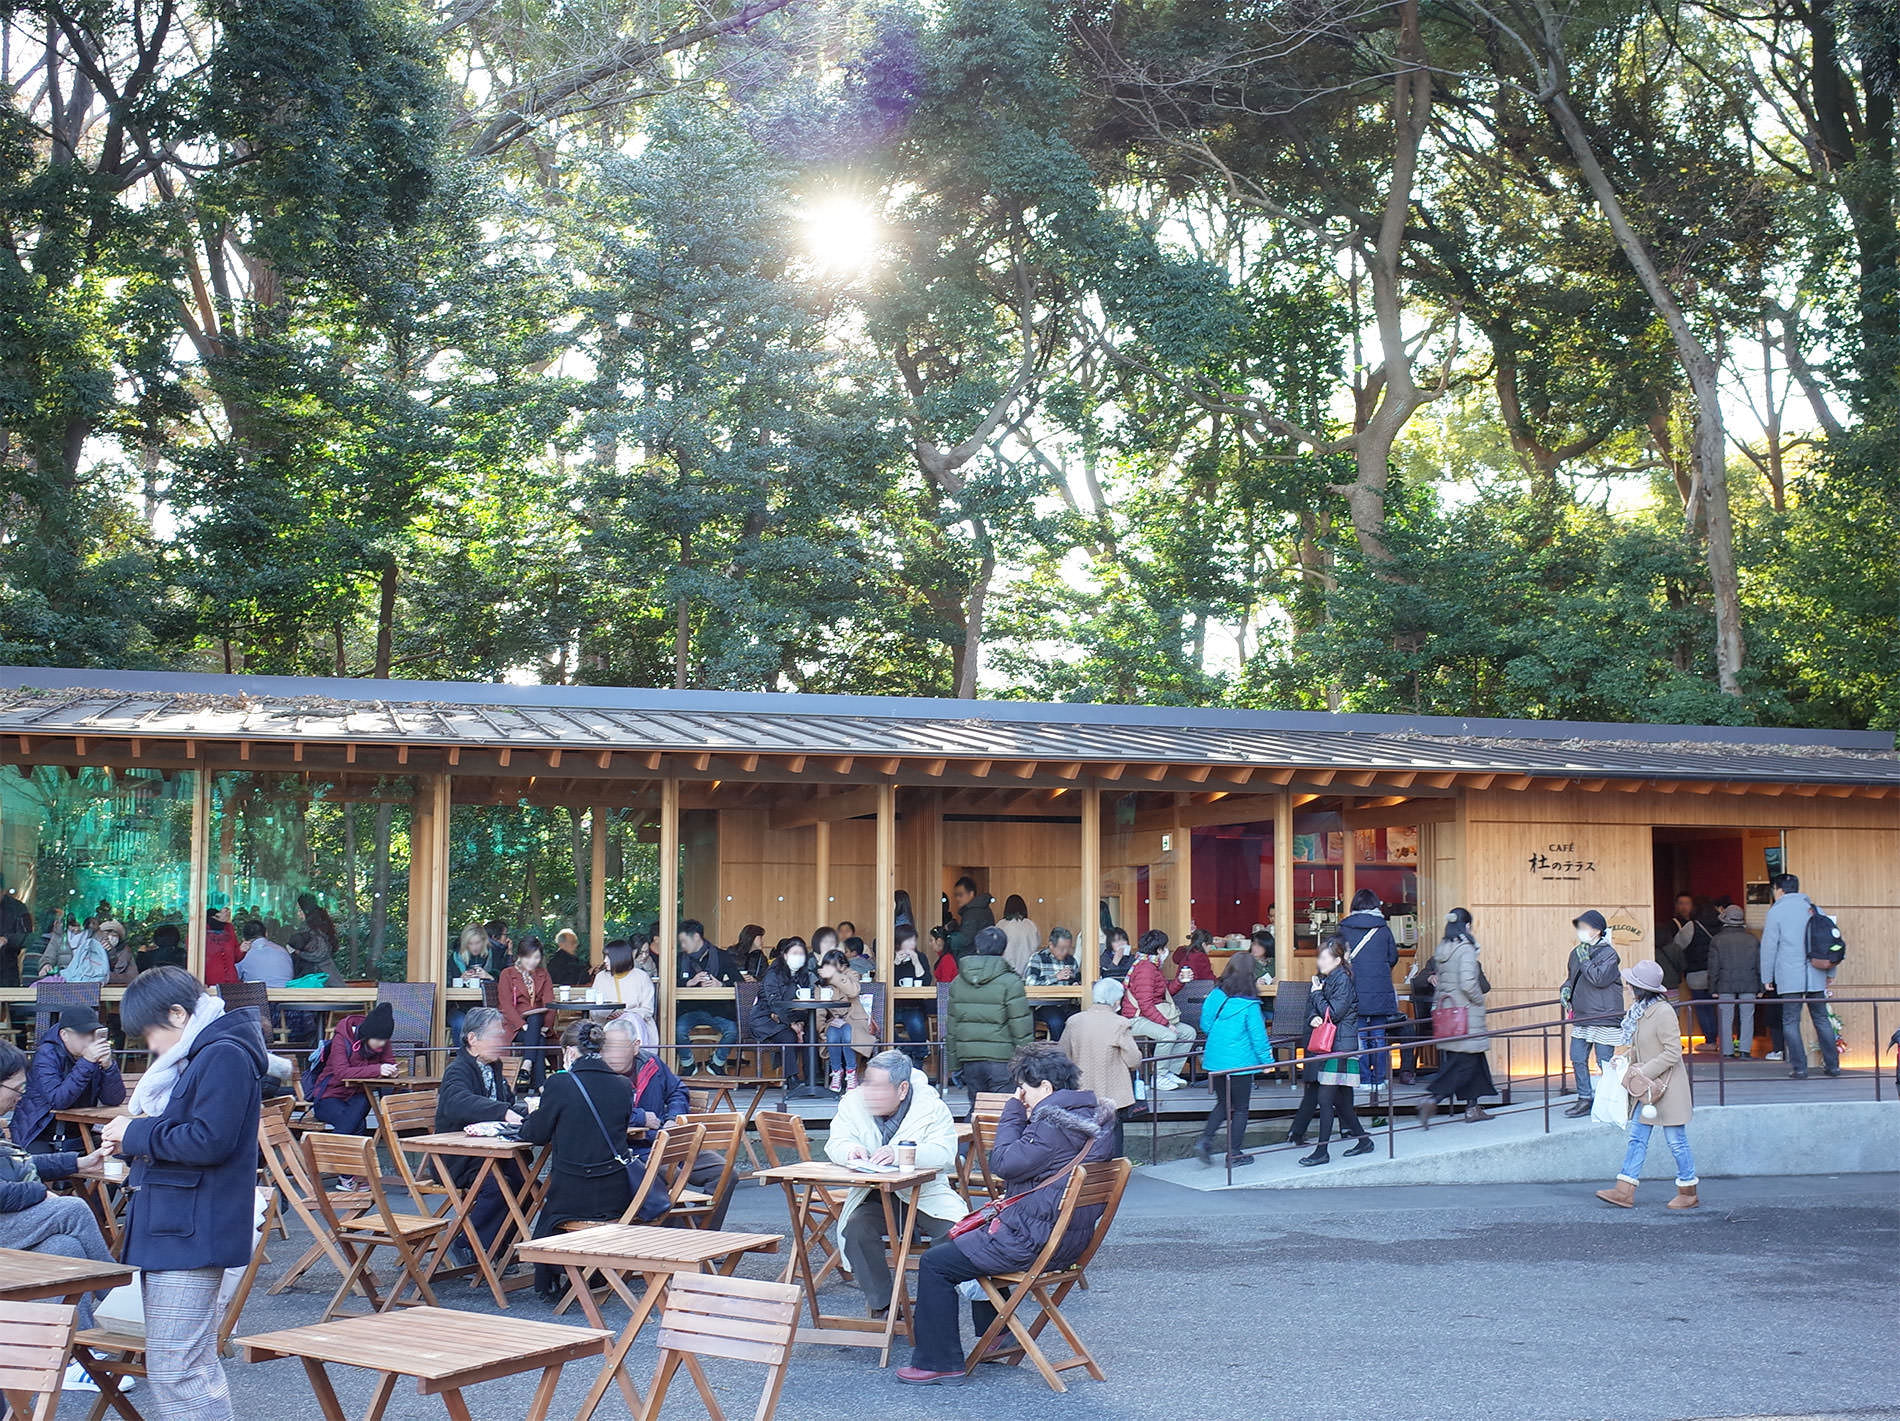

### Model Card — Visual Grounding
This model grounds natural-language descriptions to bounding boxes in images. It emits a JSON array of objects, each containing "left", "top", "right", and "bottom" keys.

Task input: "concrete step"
[{"left": 1144, "top": 1099, "right": 1899, "bottom": 1190}]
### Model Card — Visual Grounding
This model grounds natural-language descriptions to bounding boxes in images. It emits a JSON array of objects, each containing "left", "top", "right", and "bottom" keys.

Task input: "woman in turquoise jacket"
[{"left": 1193, "top": 953, "right": 1272, "bottom": 1167}]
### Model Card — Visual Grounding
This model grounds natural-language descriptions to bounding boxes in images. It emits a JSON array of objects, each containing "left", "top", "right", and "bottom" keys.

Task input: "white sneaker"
[
  {"left": 1156, "top": 1072, "right": 1186, "bottom": 1091},
  {"left": 1765, "top": 1052, "right": 1784, "bottom": 1062},
  {"left": 64, "top": 1362, "right": 99, "bottom": 1392}
]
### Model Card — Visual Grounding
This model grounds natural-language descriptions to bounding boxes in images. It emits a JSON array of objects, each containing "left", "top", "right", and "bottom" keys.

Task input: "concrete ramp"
[{"left": 1144, "top": 1100, "right": 1899, "bottom": 1191}]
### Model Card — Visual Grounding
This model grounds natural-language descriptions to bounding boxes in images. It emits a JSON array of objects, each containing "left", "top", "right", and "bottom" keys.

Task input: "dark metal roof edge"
[{"left": 0, "top": 665, "right": 1891, "bottom": 753}]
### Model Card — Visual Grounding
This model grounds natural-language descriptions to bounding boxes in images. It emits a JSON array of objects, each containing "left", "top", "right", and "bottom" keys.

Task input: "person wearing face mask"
[
  {"left": 750, "top": 939, "right": 817, "bottom": 1093},
  {"left": 1561, "top": 910, "right": 1625, "bottom": 1117}
]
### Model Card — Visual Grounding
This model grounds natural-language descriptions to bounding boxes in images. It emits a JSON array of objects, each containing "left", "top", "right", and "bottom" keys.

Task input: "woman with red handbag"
[
  {"left": 896, "top": 1046, "right": 1118, "bottom": 1387},
  {"left": 1418, "top": 908, "right": 1495, "bottom": 1127},
  {"left": 1283, "top": 937, "right": 1376, "bottom": 1166}
]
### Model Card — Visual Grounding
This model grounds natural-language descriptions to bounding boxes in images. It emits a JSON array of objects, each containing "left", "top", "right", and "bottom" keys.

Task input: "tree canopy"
[{"left": 2, "top": 0, "right": 1895, "bottom": 729}]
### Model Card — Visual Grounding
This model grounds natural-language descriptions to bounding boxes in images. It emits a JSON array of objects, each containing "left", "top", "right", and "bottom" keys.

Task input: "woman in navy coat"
[{"left": 101, "top": 967, "right": 267, "bottom": 1421}]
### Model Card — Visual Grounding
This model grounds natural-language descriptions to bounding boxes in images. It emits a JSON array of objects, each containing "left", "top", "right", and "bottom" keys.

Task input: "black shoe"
[
  {"left": 1343, "top": 1136, "right": 1375, "bottom": 1157},
  {"left": 705, "top": 1062, "right": 728, "bottom": 1077},
  {"left": 1284, "top": 1132, "right": 1307, "bottom": 1147},
  {"left": 1823, "top": 1066, "right": 1842, "bottom": 1078},
  {"left": 1298, "top": 1148, "right": 1330, "bottom": 1167},
  {"left": 1226, "top": 1152, "right": 1256, "bottom": 1167},
  {"left": 1192, "top": 1137, "right": 1215, "bottom": 1166},
  {"left": 1789, "top": 1070, "right": 1809, "bottom": 1079},
  {"left": 1563, "top": 1100, "right": 1593, "bottom": 1118},
  {"left": 449, "top": 1238, "right": 475, "bottom": 1269}
]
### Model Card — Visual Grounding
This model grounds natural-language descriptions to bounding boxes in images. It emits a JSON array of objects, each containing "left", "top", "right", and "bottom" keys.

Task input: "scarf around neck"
[
  {"left": 874, "top": 1085, "right": 916, "bottom": 1146},
  {"left": 1618, "top": 996, "right": 1653, "bottom": 1046},
  {"left": 128, "top": 994, "right": 226, "bottom": 1115}
]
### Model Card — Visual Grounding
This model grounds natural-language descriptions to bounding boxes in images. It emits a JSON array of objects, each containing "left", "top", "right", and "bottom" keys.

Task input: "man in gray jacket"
[{"left": 1758, "top": 873, "right": 1840, "bottom": 1078}]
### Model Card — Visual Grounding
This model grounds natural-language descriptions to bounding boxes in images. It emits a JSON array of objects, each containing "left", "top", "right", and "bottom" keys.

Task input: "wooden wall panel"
[
  {"left": 1466, "top": 820, "right": 1651, "bottom": 910},
  {"left": 941, "top": 820, "right": 1082, "bottom": 941},
  {"left": 1785, "top": 829, "right": 1900, "bottom": 908},
  {"left": 1469, "top": 787, "right": 1898, "bottom": 830}
]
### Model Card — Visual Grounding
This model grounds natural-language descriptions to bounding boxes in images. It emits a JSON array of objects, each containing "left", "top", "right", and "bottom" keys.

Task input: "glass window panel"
[
  {"left": 0, "top": 765, "right": 196, "bottom": 959},
  {"left": 206, "top": 772, "right": 414, "bottom": 981}
]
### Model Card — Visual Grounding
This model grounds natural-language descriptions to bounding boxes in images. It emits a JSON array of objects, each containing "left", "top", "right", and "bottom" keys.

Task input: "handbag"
[
  {"left": 572, "top": 1072, "right": 643, "bottom": 1196},
  {"left": 1432, "top": 1001, "right": 1469, "bottom": 1038},
  {"left": 948, "top": 1134, "right": 1094, "bottom": 1240},
  {"left": 1308, "top": 1009, "right": 1337, "bottom": 1054}
]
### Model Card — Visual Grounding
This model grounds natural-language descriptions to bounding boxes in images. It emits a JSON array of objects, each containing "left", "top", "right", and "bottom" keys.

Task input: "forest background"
[{"left": 4, "top": 0, "right": 1897, "bottom": 735}]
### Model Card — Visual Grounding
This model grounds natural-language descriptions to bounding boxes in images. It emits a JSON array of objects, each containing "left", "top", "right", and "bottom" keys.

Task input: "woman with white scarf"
[{"left": 100, "top": 967, "right": 268, "bottom": 1421}]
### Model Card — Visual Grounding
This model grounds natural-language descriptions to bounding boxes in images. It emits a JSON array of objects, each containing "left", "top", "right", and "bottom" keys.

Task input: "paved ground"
[{"left": 62, "top": 1170, "right": 1899, "bottom": 1420}]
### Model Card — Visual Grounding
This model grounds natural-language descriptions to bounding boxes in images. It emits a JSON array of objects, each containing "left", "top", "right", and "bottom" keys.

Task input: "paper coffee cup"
[
  {"left": 895, "top": 1140, "right": 917, "bottom": 1170},
  {"left": 103, "top": 1158, "right": 127, "bottom": 1182}
]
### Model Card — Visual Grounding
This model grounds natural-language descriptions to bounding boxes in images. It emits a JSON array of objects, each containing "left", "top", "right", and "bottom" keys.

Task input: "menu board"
[{"left": 1385, "top": 826, "right": 1419, "bottom": 863}]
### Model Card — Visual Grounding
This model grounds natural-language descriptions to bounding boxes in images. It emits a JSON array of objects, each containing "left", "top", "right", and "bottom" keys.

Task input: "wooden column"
[
  {"left": 589, "top": 806, "right": 607, "bottom": 960},
  {"left": 875, "top": 784, "right": 896, "bottom": 1038},
  {"left": 1167, "top": 799, "right": 1194, "bottom": 945},
  {"left": 1079, "top": 786, "right": 1101, "bottom": 995},
  {"left": 406, "top": 775, "right": 452, "bottom": 1048},
  {"left": 1341, "top": 821, "right": 1358, "bottom": 913},
  {"left": 186, "top": 771, "right": 210, "bottom": 981},
  {"left": 1274, "top": 790, "right": 1295, "bottom": 981},
  {"left": 813, "top": 820, "right": 831, "bottom": 928},
  {"left": 659, "top": 778, "right": 681, "bottom": 1051}
]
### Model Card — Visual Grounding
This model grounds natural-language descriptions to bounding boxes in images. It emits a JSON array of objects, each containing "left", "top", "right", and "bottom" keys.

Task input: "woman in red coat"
[
  {"left": 203, "top": 908, "right": 242, "bottom": 986},
  {"left": 310, "top": 1001, "right": 396, "bottom": 1135},
  {"left": 500, "top": 938, "right": 556, "bottom": 1090},
  {"left": 1168, "top": 929, "right": 1216, "bottom": 996}
]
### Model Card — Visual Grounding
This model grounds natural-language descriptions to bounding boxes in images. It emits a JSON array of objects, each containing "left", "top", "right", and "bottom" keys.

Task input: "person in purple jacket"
[{"left": 897, "top": 1045, "right": 1118, "bottom": 1387}]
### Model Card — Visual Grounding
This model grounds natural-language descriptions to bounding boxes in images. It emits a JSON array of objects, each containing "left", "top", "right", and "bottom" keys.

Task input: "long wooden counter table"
[{"left": 0, "top": 984, "right": 486, "bottom": 1005}]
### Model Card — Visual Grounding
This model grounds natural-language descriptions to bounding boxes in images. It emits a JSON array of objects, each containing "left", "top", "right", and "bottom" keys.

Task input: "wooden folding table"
[
  {"left": 239, "top": 1306, "right": 608, "bottom": 1421},
  {"left": 406, "top": 1132, "right": 548, "bottom": 1307},
  {"left": 514, "top": 1222, "right": 782, "bottom": 1421},
  {"left": 0, "top": 1248, "right": 141, "bottom": 1420},
  {"left": 753, "top": 1160, "right": 937, "bottom": 1366}
]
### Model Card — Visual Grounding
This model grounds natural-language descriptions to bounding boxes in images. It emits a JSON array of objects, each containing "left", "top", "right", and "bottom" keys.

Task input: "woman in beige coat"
[
  {"left": 1058, "top": 979, "right": 1141, "bottom": 1155},
  {"left": 817, "top": 950, "right": 877, "bottom": 1091},
  {"left": 1418, "top": 908, "right": 1495, "bottom": 1127},
  {"left": 1596, "top": 959, "right": 1699, "bottom": 1210}
]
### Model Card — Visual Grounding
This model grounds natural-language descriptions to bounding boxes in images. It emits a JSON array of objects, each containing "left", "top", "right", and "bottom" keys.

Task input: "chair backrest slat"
[
  {"left": 0, "top": 1299, "right": 77, "bottom": 1401},
  {"left": 752, "top": 1111, "right": 811, "bottom": 1167}
]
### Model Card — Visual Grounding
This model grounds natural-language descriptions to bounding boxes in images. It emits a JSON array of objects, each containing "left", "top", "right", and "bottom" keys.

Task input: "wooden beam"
[
  {"left": 1181, "top": 763, "right": 1211, "bottom": 783},
  {"left": 875, "top": 783, "right": 897, "bottom": 1039},
  {"left": 1384, "top": 771, "right": 1417, "bottom": 788},
  {"left": 1464, "top": 773, "right": 1496, "bottom": 790},
  {"left": 445, "top": 746, "right": 458, "bottom": 766},
  {"left": 1302, "top": 768, "right": 1338, "bottom": 786},
  {"left": 1498, "top": 775, "right": 1533, "bottom": 791},
  {"left": 768, "top": 783, "right": 885, "bottom": 830},
  {"left": 186, "top": 770, "right": 209, "bottom": 981},
  {"left": 643, "top": 751, "right": 663, "bottom": 770},
  {"left": 1078, "top": 787, "right": 1101, "bottom": 998},
  {"left": 1211, "top": 766, "right": 1254, "bottom": 785},
  {"left": 922, "top": 758, "right": 947, "bottom": 777},
  {"left": 968, "top": 760, "right": 992, "bottom": 778},
  {"left": 785, "top": 755, "right": 806, "bottom": 773},
  {"left": 1009, "top": 761, "right": 1038, "bottom": 779},
  {"left": 1053, "top": 762, "right": 1081, "bottom": 780},
  {"left": 544, "top": 748, "right": 560, "bottom": 769},
  {"left": 1274, "top": 792, "right": 1294, "bottom": 982},
  {"left": 1575, "top": 778, "right": 1607, "bottom": 792},
  {"left": 691, "top": 752, "right": 710, "bottom": 772},
  {"left": 1136, "top": 764, "right": 1167, "bottom": 782},
  {"left": 1340, "top": 770, "right": 1378, "bottom": 788},
  {"left": 1420, "top": 773, "right": 1459, "bottom": 789},
  {"left": 815, "top": 820, "right": 831, "bottom": 923},
  {"left": 738, "top": 753, "right": 758, "bottom": 772},
  {"left": 596, "top": 750, "right": 613, "bottom": 770},
  {"left": 875, "top": 757, "right": 900, "bottom": 776},
  {"left": 131, "top": 738, "right": 142, "bottom": 759},
  {"left": 496, "top": 748, "right": 510, "bottom": 767},
  {"left": 659, "top": 778, "right": 681, "bottom": 1050},
  {"left": 1098, "top": 763, "right": 1126, "bottom": 782},
  {"left": 831, "top": 756, "right": 854, "bottom": 774},
  {"left": 397, "top": 745, "right": 409, "bottom": 765}
]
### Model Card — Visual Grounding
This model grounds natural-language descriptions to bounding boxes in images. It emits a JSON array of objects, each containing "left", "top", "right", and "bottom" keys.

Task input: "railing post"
[
  {"left": 1875, "top": 1001, "right": 1882, "bottom": 1105},
  {"left": 1716, "top": 996, "right": 1726, "bottom": 1106},
  {"left": 1541, "top": 1017, "right": 1550, "bottom": 1134}
]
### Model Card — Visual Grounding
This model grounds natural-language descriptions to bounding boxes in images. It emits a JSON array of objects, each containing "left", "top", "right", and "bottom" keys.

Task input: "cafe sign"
[{"left": 1527, "top": 841, "right": 1597, "bottom": 882}]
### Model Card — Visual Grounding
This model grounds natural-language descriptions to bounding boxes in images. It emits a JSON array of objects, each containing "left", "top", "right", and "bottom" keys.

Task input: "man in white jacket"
[
  {"left": 824, "top": 1050, "right": 967, "bottom": 1315},
  {"left": 1758, "top": 873, "right": 1841, "bottom": 1078}
]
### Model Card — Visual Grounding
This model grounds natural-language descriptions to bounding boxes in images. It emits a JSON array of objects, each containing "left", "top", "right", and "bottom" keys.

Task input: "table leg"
[
  {"left": 878, "top": 1182, "right": 925, "bottom": 1367},
  {"left": 422, "top": 1153, "right": 511, "bottom": 1308},
  {"left": 778, "top": 1181, "right": 823, "bottom": 1330},
  {"left": 360, "top": 1370, "right": 400, "bottom": 1421},
  {"left": 438, "top": 1389, "right": 475, "bottom": 1421},
  {"left": 573, "top": 1268, "right": 669, "bottom": 1421},
  {"left": 522, "top": 1361, "right": 568, "bottom": 1421},
  {"left": 298, "top": 1358, "right": 351, "bottom": 1421}
]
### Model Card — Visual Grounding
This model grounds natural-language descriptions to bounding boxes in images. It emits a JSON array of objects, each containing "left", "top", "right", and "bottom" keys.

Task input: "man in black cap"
[
  {"left": 11, "top": 1003, "right": 125, "bottom": 1151},
  {"left": 1560, "top": 910, "right": 1624, "bottom": 1117}
]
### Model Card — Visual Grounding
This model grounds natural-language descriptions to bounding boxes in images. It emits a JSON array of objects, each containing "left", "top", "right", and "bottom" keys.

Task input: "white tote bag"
[{"left": 1590, "top": 1056, "right": 1631, "bottom": 1128}]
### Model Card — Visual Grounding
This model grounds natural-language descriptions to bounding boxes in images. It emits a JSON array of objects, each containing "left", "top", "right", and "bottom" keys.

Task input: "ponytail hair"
[{"left": 1441, "top": 907, "right": 1474, "bottom": 943}]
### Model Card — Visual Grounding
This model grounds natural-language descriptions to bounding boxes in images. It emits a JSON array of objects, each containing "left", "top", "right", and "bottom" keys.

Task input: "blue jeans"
[
  {"left": 676, "top": 1008, "right": 738, "bottom": 1068},
  {"left": 1571, "top": 1035, "right": 1615, "bottom": 1100},
  {"left": 825, "top": 1022, "right": 854, "bottom": 1074},
  {"left": 896, "top": 1006, "right": 931, "bottom": 1065},
  {"left": 1781, "top": 994, "right": 1840, "bottom": 1074},
  {"left": 1620, "top": 1121, "right": 1696, "bottom": 1184},
  {"left": 1359, "top": 1015, "right": 1394, "bottom": 1087},
  {"left": 1033, "top": 1003, "right": 1077, "bottom": 1042}
]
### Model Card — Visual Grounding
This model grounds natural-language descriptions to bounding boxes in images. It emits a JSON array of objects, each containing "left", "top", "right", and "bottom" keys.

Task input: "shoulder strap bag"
[
  {"left": 948, "top": 1132, "right": 1095, "bottom": 1240},
  {"left": 1347, "top": 927, "right": 1379, "bottom": 965},
  {"left": 571, "top": 1072, "right": 642, "bottom": 1194}
]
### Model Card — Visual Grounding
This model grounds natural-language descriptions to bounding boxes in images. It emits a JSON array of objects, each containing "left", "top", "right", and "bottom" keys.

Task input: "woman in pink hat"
[{"left": 1596, "top": 958, "right": 1699, "bottom": 1210}]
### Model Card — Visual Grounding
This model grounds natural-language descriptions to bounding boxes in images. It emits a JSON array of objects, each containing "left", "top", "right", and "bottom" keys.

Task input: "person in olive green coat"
[{"left": 945, "top": 926, "right": 1032, "bottom": 1100}]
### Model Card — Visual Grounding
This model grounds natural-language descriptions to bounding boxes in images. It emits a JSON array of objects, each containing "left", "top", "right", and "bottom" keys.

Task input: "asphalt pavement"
[{"left": 61, "top": 1170, "right": 1900, "bottom": 1420}]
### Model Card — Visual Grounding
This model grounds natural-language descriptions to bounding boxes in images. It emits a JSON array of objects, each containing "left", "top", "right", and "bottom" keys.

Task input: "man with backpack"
[{"left": 1758, "top": 873, "right": 1843, "bottom": 1079}]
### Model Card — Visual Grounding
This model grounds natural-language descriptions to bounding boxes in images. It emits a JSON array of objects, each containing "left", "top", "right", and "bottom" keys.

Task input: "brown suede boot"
[
  {"left": 1417, "top": 1098, "right": 1437, "bottom": 1131},
  {"left": 1666, "top": 1183, "right": 1700, "bottom": 1210},
  {"left": 1595, "top": 1178, "right": 1637, "bottom": 1208},
  {"left": 1464, "top": 1104, "right": 1493, "bottom": 1122}
]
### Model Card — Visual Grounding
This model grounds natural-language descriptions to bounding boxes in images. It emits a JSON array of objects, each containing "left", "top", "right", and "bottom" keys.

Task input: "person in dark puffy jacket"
[
  {"left": 749, "top": 939, "right": 816, "bottom": 1091},
  {"left": 945, "top": 926, "right": 1031, "bottom": 1099},
  {"left": 1562, "top": 910, "right": 1624, "bottom": 1116},
  {"left": 1286, "top": 936, "right": 1375, "bottom": 1166},
  {"left": 1337, "top": 890, "right": 1400, "bottom": 1099},
  {"left": 938, "top": 878, "right": 995, "bottom": 961},
  {"left": 897, "top": 1046, "right": 1118, "bottom": 1386},
  {"left": 10, "top": 1004, "right": 125, "bottom": 1152}
]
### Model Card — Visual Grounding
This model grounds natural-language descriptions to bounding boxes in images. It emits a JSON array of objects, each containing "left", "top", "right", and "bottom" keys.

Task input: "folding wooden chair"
[
  {"left": 960, "top": 1093, "right": 1014, "bottom": 1200},
  {"left": 375, "top": 981, "right": 437, "bottom": 1071},
  {"left": 302, "top": 1132, "right": 454, "bottom": 1320},
  {"left": 371, "top": 1088, "right": 451, "bottom": 1214},
  {"left": 76, "top": 1185, "right": 277, "bottom": 1416},
  {"left": 258, "top": 1109, "right": 369, "bottom": 1294},
  {"left": 965, "top": 1157, "right": 1133, "bottom": 1392},
  {"left": 0, "top": 1301, "right": 78, "bottom": 1421},
  {"left": 670, "top": 1112, "right": 743, "bottom": 1229},
  {"left": 636, "top": 1271, "right": 799, "bottom": 1421},
  {"left": 752, "top": 1112, "right": 846, "bottom": 1286},
  {"left": 553, "top": 1124, "right": 705, "bottom": 1314}
]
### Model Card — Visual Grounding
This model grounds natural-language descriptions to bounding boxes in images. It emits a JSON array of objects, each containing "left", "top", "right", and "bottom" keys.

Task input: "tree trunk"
[
  {"left": 1540, "top": 75, "right": 1746, "bottom": 696},
  {"left": 374, "top": 560, "right": 397, "bottom": 680},
  {"left": 368, "top": 802, "right": 393, "bottom": 963},
  {"left": 953, "top": 549, "right": 996, "bottom": 700}
]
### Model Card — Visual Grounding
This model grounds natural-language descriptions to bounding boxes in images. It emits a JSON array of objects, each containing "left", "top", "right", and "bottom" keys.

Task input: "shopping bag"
[{"left": 1590, "top": 1056, "right": 1630, "bottom": 1128}]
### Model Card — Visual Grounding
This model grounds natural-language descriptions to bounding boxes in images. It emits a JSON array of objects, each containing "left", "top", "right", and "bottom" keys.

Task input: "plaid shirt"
[{"left": 1024, "top": 948, "right": 1082, "bottom": 988}]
